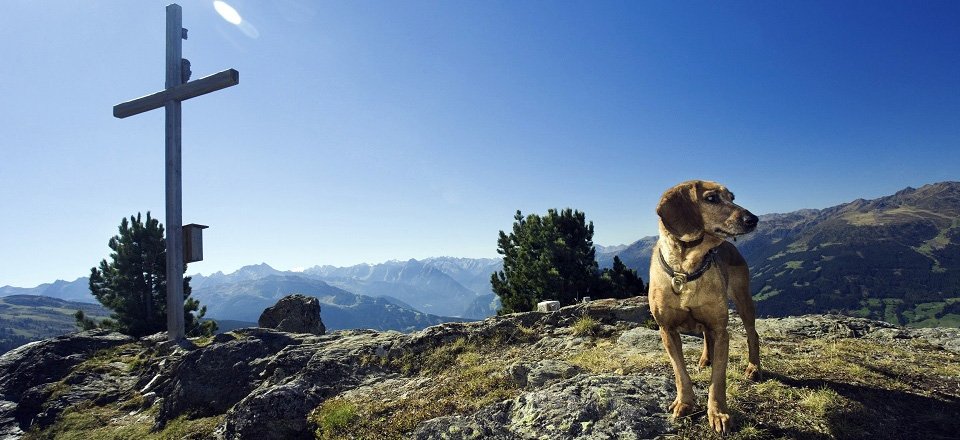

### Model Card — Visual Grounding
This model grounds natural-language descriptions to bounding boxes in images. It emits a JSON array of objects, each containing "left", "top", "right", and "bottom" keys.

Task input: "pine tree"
[
  {"left": 491, "top": 209, "right": 601, "bottom": 314},
  {"left": 85, "top": 212, "right": 216, "bottom": 337},
  {"left": 73, "top": 310, "right": 98, "bottom": 331},
  {"left": 599, "top": 255, "right": 646, "bottom": 299}
]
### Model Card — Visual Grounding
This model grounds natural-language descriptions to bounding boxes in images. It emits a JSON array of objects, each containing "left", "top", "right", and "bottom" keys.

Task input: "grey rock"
[
  {"left": 756, "top": 314, "right": 897, "bottom": 339},
  {"left": 412, "top": 373, "right": 674, "bottom": 439},
  {"left": 0, "top": 330, "right": 133, "bottom": 435},
  {"left": 755, "top": 315, "right": 960, "bottom": 353},
  {"left": 508, "top": 359, "right": 580, "bottom": 389},
  {"left": 157, "top": 328, "right": 302, "bottom": 425},
  {"left": 215, "top": 329, "right": 405, "bottom": 439},
  {"left": 907, "top": 327, "right": 960, "bottom": 353},
  {"left": 539, "top": 297, "right": 651, "bottom": 328},
  {"left": 867, "top": 327, "right": 960, "bottom": 353},
  {"left": 617, "top": 327, "right": 701, "bottom": 351},
  {"left": 258, "top": 294, "right": 326, "bottom": 335},
  {"left": 0, "top": 330, "right": 133, "bottom": 402},
  {"left": 216, "top": 378, "right": 324, "bottom": 440},
  {"left": 0, "top": 400, "right": 20, "bottom": 440}
]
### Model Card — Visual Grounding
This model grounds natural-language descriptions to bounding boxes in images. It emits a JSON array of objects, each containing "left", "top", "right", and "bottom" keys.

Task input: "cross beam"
[
  {"left": 114, "top": 69, "right": 238, "bottom": 119},
  {"left": 113, "top": 4, "right": 238, "bottom": 341}
]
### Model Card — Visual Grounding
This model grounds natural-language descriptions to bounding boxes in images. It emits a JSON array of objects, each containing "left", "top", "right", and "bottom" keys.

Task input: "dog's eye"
[{"left": 705, "top": 194, "right": 720, "bottom": 203}]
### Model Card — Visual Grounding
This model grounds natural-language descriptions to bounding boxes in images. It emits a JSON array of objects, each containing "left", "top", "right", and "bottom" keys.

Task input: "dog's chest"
[
  {"left": 657, "top": 267, "right": 727, "bottom": 311},
  {"left": 675, "top": 267, "right": 729, "bottom": 309}
]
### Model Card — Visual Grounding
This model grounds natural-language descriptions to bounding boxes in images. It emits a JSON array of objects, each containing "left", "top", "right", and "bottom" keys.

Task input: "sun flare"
[{"left": 213, "top": 1, "right": 242, "bottom": 25}]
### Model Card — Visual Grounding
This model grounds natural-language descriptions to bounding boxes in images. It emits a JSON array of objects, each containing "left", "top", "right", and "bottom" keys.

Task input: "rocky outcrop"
[
  {"left": 0, "top": 299, "right": 957, "bottom": 439},
  {"left": 0, "top": 330, "right": 133, "bottom": 439},
  {"left": 756, "top": 313, "right": 960, "bottom": 353},
  {"left": 412, "top": 374, "right": 673, "bottom": 439},
  {"left": 215, "top": 329, "right": 402, "bottom": 440},
  {"left": 257, "top": 294, "right": 326, "bottom": 335}
]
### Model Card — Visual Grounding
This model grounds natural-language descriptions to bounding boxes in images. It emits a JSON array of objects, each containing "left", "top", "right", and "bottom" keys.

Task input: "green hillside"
[
  {"left": 739, "top": 182, "right": 960, "bottom": 327},
  {"left": 0, "top": 295, "right": 110, "bottom": 353}
]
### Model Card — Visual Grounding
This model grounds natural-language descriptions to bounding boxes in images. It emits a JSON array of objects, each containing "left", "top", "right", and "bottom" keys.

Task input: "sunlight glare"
[{"left": 214, "top": 1, "right": 243, "bottom": 25}]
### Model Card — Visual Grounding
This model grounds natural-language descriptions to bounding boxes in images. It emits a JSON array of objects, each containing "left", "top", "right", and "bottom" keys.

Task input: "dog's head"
[{"left": 656, "top": 180, "right": 758, "bottom": 243}]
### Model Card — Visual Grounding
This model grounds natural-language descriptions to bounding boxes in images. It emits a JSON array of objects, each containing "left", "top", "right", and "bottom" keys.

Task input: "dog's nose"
[{"left": 742, "top": 212, "right": 758, "bottom": 228}]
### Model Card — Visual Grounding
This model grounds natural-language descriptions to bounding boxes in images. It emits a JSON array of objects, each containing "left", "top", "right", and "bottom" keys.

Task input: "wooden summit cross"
[{"left": 114, "top": 4, "right": 238, "bottom": 341}]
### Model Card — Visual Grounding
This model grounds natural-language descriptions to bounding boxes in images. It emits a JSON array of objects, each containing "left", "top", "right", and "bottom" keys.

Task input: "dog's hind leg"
[
  {"left": 731, "top": 287, "right": 762, "bottom": 381},
  {"left": 660, "top": 326, "right": 695, "bottom": 418},
  {"left": 698, "top": 330, "right": 713, "bottom": 369}
]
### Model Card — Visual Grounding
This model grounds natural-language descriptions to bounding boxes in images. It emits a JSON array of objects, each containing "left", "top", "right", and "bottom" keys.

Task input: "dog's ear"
[{"left": 657, "top": 182, "right": 704, "bottom": 242}]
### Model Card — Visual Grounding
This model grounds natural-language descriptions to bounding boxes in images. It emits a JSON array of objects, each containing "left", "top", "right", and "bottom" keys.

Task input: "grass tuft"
[
  {"left": 310, "top": 398, "right": 358, "bottom": 440},
  {"left": 571, "top": 315, "right": 601, "bottom": 337},
  {"left": 799, "top": 387, "right": 841, "bottom": 417}
]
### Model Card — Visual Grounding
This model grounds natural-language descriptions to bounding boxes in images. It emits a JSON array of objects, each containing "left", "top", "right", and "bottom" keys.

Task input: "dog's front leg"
[
  {"left": 706, "top": 326, "right": 730, "bottom": 433},
  {"left": 659, "top": 326, "right": 695, "bottom": 418}
]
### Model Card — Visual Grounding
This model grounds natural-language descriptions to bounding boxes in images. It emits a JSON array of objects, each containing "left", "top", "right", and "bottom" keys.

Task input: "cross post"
[{"left": 113, "top": 4, "right": 239, "bottom": 341}]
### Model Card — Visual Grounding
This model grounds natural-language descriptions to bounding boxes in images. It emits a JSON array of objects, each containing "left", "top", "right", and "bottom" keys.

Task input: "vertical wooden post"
[
  {"left": 114, "top": 4, "right": 238, "bottom": 341},
  {"left": 165, "top": 4, "right": 186, "bottom": 341}
]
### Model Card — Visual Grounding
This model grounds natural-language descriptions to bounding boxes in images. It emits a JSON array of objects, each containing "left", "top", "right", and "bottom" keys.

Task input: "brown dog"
[{"left": 648, "top": 180, "right": 761, "bottom": 433}]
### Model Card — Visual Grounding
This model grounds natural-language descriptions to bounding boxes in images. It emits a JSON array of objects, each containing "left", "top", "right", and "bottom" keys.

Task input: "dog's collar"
[
  {"left": 679, "top": 236, "right": 704, "bottom": 248},
  {"left": 658, "top": 247, "right": 719, "bottom": 294}
]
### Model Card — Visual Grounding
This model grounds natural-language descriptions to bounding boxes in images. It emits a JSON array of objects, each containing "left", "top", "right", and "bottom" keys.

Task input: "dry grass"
[
  {"left": 309, "top": 337, "right": 525, "bottom": 440},
  {"left": 567, "top": 340, "right": 667, "bottom": 375},
  {"left": 670, "top": 332, "right": 960, "bottom": 439},
  {"left": 23, "top": 401, "right": 222, "bottom": 440}
]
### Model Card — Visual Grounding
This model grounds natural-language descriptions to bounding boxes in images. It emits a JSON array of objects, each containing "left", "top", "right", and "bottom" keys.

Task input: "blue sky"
[{"left": 1, "top": 0, "right": 958, "bottom": 287}]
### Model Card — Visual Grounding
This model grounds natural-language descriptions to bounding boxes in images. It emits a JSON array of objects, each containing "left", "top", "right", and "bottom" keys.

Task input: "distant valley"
[{"left": 0, "top": 295, "right": 110, "bottom": 353}]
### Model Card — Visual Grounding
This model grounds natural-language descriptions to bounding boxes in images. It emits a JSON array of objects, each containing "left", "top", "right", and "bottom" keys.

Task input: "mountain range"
[
  {"left": 2, "top": 181, "right": 958, "bottom": 335},
  {"left": 190, "top": 257, "right": 503, "bottom": 319},
  {"left": 0, "top": 258, "right": 502, "bottom": 337},
  {"left": 190, "top": 274, "right": 466, "bottom": 332},
  {"left": 0, "top": 279, "right": 94, "bottom": 304}
]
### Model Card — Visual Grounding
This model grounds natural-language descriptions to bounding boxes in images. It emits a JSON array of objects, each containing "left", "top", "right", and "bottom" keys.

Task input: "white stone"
[{"left": 537, "top": 301, "right": 561, "bottom": 312}]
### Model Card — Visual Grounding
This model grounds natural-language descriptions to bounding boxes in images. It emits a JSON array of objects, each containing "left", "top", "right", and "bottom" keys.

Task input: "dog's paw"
[
  {"left": 708, "top": 408, "right": 730, "bottom": 433},
  {"left": 744, "top": 363, "right": 762, "bottom": 382},
  {"left": 669, "top": 398, "right": 694, "bottom": 419},
  {"left": 697, "top": 356, "right": 711, "bottom": 369}
]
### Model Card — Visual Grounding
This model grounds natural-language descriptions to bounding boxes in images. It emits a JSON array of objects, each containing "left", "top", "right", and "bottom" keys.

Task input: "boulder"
[
  {"left": 258, "top": 294, "right": 326, "bottom": 335},
  {"left": 156, "top": 328, "right": 302, "bottom": 424},
  {"left": 412, "top": 373, "right": 674, "bottom": 439},
  {"left": 0, "top": 330, "right": 134, "bottom": 436}
]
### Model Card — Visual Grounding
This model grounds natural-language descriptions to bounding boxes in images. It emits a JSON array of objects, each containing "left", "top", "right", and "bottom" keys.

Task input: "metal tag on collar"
[{"left": 671, "top": 273, "right": 687, "bottom": 294}]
